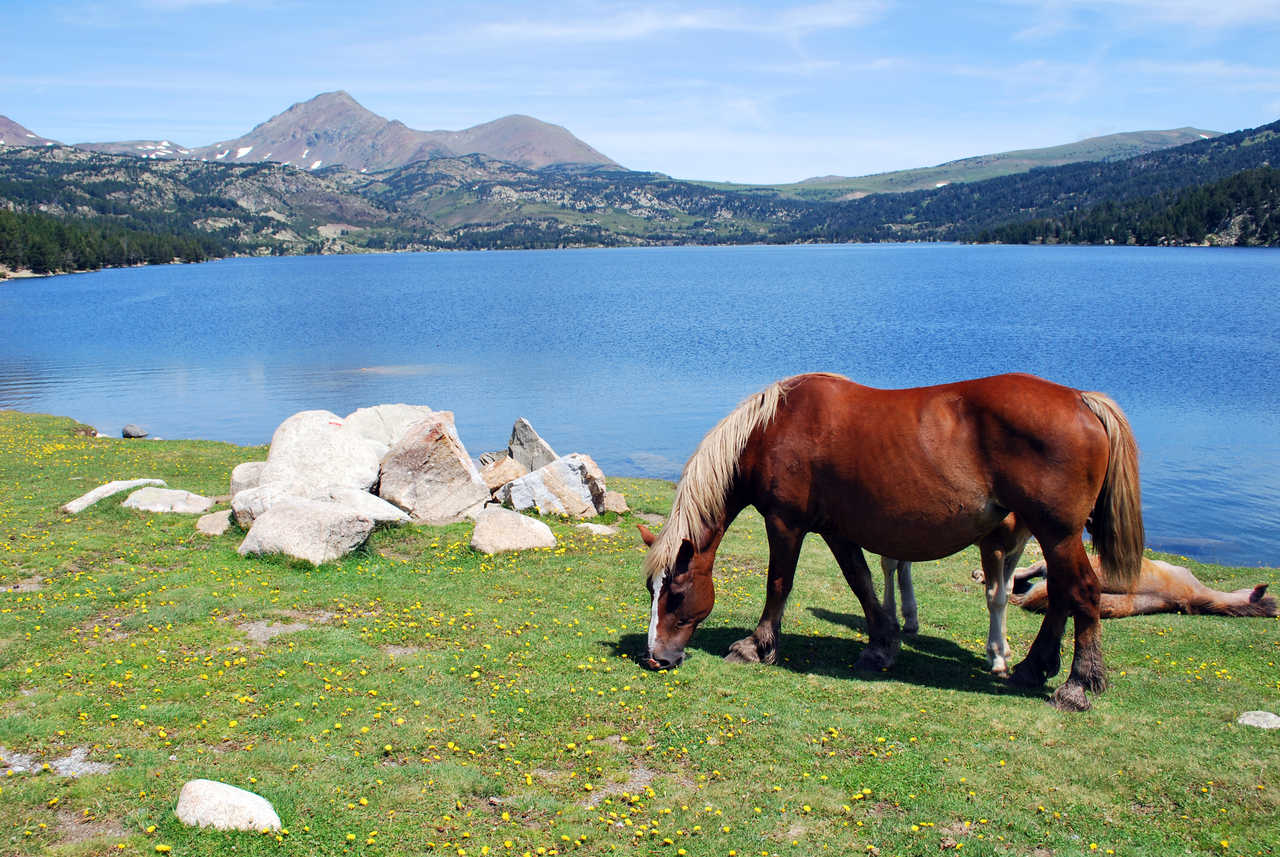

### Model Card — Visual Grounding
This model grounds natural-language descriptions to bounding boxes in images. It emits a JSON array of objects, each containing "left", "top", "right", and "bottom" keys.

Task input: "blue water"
[{"left": 2, "top": 244, "right": 1277, "bottom": 567}]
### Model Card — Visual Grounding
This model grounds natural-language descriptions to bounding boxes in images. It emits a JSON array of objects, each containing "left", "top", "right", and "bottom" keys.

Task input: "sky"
[{"left": 4, "top": 0, "right": 1280, "bottom": 184}]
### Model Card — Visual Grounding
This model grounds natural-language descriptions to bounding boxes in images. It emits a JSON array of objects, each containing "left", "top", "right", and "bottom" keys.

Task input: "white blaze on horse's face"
[{"left": 647, "top": 571, "right": 666, "bottom": 657}]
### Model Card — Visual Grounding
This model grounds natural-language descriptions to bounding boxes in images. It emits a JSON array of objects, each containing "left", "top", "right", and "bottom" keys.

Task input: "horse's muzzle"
[{"left": 644, "top": 652, "right": 684, "bottom": 670}]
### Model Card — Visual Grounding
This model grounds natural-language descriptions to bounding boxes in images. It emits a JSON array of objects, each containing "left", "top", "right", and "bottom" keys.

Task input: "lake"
[{"left": 2, "top": 243, "right": 1277, "bottom": 567}]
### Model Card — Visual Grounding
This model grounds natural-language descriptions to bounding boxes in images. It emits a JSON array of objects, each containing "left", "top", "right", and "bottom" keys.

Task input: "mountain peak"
[{"left": 0, "top": 115, "right": 58, "bottom": 147}]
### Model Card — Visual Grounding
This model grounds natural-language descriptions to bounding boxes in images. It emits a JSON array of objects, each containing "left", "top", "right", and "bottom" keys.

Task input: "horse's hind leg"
[
  {"left": 726, "top": 516, "right": 803, "bottom": 666},
  {"left": 1011, "top": 535, "right": 1105, "bottom": 711},
  {"left": 896, "top": 561, "right": 919, "bottom": 634},
  {"left": 827, "top": 535, "right": 901, "bottom": 671},
  {"left": 879, "top": 557, "right": 916, "bottom": 633},
  {"left": 979, "top": 523, "right": 1030, "bottom": 676}
]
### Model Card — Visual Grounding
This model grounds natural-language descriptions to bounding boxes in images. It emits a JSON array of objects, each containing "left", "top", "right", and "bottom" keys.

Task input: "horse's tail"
[{"left": 1080, "top": 391, "right": 1144, "bottom": 586}]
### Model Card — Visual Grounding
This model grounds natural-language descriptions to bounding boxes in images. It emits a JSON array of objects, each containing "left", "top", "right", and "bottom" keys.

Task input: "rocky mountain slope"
[
  {"left": 73, "top": 91, "right": 617, "bottom": 172},
  {"left": 0, "top": 115, "right": 57, "bottom": 148}
]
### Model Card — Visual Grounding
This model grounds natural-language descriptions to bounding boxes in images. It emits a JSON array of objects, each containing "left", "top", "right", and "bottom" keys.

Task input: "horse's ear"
[{"left": 637, "top": 524, "right": 657, "bottom": 546}]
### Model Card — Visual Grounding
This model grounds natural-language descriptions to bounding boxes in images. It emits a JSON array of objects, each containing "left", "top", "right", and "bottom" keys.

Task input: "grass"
[{"left": 0, "top": 410, "right": 1276, "bottom": 857}]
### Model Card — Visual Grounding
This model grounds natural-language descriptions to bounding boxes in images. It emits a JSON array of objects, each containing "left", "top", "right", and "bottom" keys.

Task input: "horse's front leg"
[
  {"left": 726, "top": 516, "right": 803, "bottom": 666},
  {"left": 827, "top": 535, "right": 901, "bottom": 671}
]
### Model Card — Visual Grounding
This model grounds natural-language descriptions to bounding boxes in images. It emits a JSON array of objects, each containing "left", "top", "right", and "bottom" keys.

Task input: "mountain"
[
  {"left": 0, "top": 116, "right": 58, "bottom": 148},
  {"left": 75, "top": 91, "right": 617, "bottom": 171},
  {"left": 699, "top": 127, "right": 1221, "bottom": 200}
]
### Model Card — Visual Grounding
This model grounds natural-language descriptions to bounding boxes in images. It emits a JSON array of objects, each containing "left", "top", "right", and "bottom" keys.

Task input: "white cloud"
[
  {"left": 478, "top": 0, "right": 889, "bottom": 43},
  {"left": 1001, "top": 0, "right": 1280, "bottom": 33}
]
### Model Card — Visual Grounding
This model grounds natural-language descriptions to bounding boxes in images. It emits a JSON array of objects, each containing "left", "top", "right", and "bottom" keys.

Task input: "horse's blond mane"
[{"left": 644, "top": 374, "right": 844, "bottom": 582}]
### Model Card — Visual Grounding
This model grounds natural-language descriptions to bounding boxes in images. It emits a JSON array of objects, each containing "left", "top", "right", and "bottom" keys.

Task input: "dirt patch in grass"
[
  {"left": 57, "top": 809, "right": 125, "bottom": 844},
  {"left": 5, "top": 574, "right": 46, "bottom": 592},
  {"left": 584, "top": 763, "right": 656, "bottom": 805},
  {"left": 238, "top": 619, "right": 310, "bottom": 644},
  {"left": 382, "top": 644, "right": 424, "bottom": 658}
]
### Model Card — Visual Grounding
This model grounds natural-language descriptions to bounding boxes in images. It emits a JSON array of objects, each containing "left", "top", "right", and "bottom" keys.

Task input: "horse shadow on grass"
[{"left": 605, "top": 606, "right": 1047, "bottom": 700}]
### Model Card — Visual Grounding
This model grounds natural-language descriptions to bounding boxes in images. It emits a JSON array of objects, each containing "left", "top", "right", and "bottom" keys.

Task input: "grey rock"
[
  {"left": 197, "top": 510, "right": 233, "bottom": 536},
  {"left": 121, "top": 423, "right": 148, "bottom": 438},
  {"left": 1237, "top": 710, "right": 1280, "bottom": 729},
  {"left": 497, "top": 453, "right": 607, "bottom": 518},
  {"left": 122, "top": 487, "right": 214, "bottom": 514},
  {"left": 259, "top": 410, "right": 382, "bottom": 494},
  {"left": 477, "top": 450, "right": 507, "bottom": 467},
  {"left": 237, "top": 500, "right": 374, "bottom": 565},
  {"left": 470, "top": 506, "right": 556, "bottom": 554},
  {"left": 377, "top": 414, "right": 489, "bottom": 524},
  {"left": 175, "top": 778, "right": 282, "bottom": 832},
  {"left": 61, "top": 478, "right": 167, "bottom": 514},
  {"left": 230, "top": 461, "right": 267, "bottom": 497},
  {"left": 508, "top": 418, "right": 558, "bottom": 471}
]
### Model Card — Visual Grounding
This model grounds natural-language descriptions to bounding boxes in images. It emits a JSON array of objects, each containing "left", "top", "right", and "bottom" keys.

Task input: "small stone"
[
  {"left": 576, "top": 523, "right": 618, "bottom": 536},
  {"left": 601, "top": 490, "right": 629, "bottom": 514},
  {"left": 1237, "top": 710, "right": 1280, "bottom": 729},
  {"left": 122, "top": 487, "right": 214, "bottom": 514},
  {"left": 61, "top": 478, "right": 167, "bottom": 514},
  {"left": 121, "top": 424, "right": 148, "bottom": 438},
  {"left": 470, "top": 506, "right": 557, "bottom": 555},
  {"left": 175, "top": 779, "right": 282, "bottom": 832},
  {"left": 197, "top": 510, "right": 232, "bottom": 536}
]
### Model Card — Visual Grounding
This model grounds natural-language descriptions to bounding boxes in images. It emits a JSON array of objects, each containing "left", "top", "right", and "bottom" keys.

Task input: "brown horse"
[{"left": 640, "top": 372, "right": 1144, "bottom": 711}]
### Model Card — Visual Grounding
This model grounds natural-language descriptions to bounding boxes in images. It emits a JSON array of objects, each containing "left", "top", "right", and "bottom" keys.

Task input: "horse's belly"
[{"left": 833, "top": 496, "right": 1007, "bottom": 562}]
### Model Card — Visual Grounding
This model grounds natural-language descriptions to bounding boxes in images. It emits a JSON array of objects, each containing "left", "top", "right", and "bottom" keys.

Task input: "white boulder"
[
  {"left": 377, "top": 414, "right": 490, "bottom": 524},
  {"left": 258, "top": 410, "right": 381, "bottom": 494},
  {"left": 311, "top": 487, "right": 411, "bottom": 524},
  {"left": 470, "top": 506, "right": 557, "bottom": 554},
  {"left": 497, "top": 454, "right": 608, "bottom": 519},
  {"left": 344, "top": 404, "right": 441, "bottom": 456},
  {"left": 238, "top": 500, "right": 374, "bottom": 566},
  {"left": 122, "top": 487, "right": 214, "bottom": 514},
  {"left": 61, "top": 478, "right": 167, "bottom": 514},
  {"left": 230, "top": 461, "right": 266, "bottom": 497},
  {"left": 175, "top": 778, "right": 282, "bottom": 832},
  {"left": 508, "top": 418, "right": 559, "bottom": 471}
]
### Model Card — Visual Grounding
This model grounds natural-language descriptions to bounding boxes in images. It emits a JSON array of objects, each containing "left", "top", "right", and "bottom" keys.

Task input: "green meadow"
[{"left": 0, "top": 411, "right": 1276, "bottom": 857}]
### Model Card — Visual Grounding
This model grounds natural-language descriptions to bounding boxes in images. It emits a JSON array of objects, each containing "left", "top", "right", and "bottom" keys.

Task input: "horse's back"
[{"left": 743, "top": 372, "right": 1109, "bottom": 558}]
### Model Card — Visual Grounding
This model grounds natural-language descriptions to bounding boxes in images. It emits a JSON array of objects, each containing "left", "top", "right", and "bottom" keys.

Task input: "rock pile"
[{"left": 225, "top": 406, "right": 627, "bottom": 562}]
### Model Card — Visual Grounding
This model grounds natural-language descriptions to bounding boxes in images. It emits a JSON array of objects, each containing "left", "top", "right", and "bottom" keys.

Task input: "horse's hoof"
[
  {"left": 903, "top": 622, "right": 920, "bottom": 635},
  {"left": 1008, "top": 663, "right": 1047, "bottom": 689},
  {"left": 990, "top": 664, "right": 1010, "bottom": 679},
  {"left": 725, "top": 638, "right": 762, "bottom": 664},
  {"left": 1050, "top": 682, "right": 1091, "bottom": 712}
]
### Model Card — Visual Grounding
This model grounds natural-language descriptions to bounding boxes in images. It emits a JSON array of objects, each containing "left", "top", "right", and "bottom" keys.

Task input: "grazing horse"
[{"left": 640, "top": 372, "right": 1144, "bottom": 711}]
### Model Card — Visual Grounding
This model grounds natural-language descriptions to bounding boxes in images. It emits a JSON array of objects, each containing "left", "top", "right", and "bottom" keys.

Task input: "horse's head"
[{"left": 639, "top": 523, "right": 715, "bottom": 669}]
